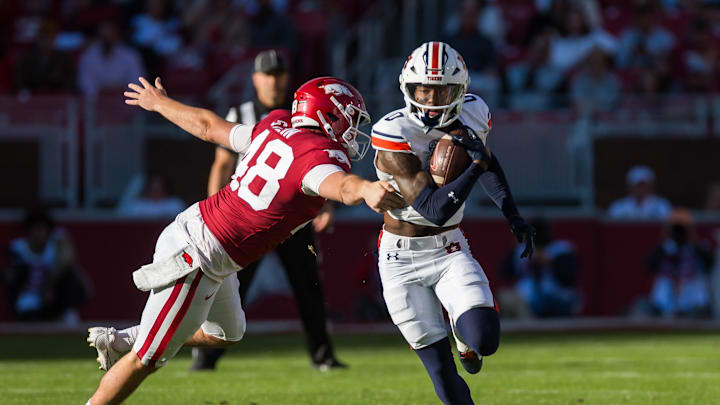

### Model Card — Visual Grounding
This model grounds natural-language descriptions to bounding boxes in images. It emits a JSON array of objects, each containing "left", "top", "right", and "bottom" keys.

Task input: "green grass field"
[{"left": 0, "top": 331, "right": 719, "bottom": 404}]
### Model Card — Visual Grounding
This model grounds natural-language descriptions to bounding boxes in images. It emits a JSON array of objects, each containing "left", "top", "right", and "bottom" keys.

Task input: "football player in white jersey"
[{"left": 371, "top": 42, "right": 535, "bottom": 404}]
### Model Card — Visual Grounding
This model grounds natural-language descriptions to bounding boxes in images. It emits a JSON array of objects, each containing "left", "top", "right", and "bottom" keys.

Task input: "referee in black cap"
[{"left": 191, "top": 50, "right": 346, "bottom": 371}]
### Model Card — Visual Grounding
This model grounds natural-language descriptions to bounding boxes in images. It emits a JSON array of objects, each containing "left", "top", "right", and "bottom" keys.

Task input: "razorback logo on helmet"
[
  {"left": 321, "top": 83, "right": 354, "bottom": 97},
  {"left": 325, "top": 149, "right": 351, "bottom": 167}
]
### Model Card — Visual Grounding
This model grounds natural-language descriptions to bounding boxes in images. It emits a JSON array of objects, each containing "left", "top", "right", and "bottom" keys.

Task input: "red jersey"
[{"left": 199, "top": 110, "right": 351, "bottom": 267}]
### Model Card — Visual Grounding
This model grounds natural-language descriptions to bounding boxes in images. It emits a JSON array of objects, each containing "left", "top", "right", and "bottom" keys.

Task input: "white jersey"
[{"left": 371, "top": 94, "right": 492, "bottom": 227}]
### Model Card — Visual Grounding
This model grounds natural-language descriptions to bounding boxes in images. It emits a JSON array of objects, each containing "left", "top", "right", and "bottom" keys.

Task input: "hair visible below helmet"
[
  {"left": 291, "top": 77, "right": 371, "bottom": 161},
  {"left": 400, "top": 41, "right": 469, "bottom": 129}
]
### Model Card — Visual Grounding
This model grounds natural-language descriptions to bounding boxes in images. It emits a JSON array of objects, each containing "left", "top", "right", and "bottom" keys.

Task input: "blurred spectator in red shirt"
[
  {"left": 616, "top": 3, "right": 676, "bottom": 69},
  {"left": 570, "top": 47, "right": 621, "bottom": 115},
  {"left": 77, "top": 21, "right": 145, "bottom": 96},
  {"left": 647, "top": 209, "right": 713, "bottom": 318},
  {"left": 14, "top": 21, "right": 75, "bottom": 94},
  {"left": 608, "top": 165, "right": 672, "bottom": 219}
]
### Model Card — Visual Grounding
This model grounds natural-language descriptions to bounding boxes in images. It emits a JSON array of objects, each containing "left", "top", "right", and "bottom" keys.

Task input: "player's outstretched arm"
[
  {"left": 317, "top": 172, "right": 405, "bottom": 213},
  {"left": 124, "top": 77, "right": 236, "bottom": 148}
]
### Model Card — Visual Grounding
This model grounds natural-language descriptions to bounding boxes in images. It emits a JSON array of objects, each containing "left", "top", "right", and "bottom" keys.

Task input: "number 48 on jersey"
[{"left": 230, "top": 129, "right": 294, "bottom": 211}]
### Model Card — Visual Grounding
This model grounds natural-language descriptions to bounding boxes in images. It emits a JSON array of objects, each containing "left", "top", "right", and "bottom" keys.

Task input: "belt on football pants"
[{"left": 379, "top": 227, "right": 460, "bottom": 251}]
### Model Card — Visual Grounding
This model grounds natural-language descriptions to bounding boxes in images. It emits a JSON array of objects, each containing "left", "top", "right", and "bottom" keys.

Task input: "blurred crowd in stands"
[
  {"left": 0, "top": 0, "right": 361, "bottom": 97},
  {"left": 444, "top": 0, "right": 720, "bottom": 112},
  {"left": 3, "top": 0, "right": 720, "bottom": 108}
]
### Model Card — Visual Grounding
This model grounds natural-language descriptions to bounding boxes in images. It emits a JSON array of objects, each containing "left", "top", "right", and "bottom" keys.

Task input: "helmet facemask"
[
  {"left": 401, "top": 83, "right": 465, "bottom": 129},
  {"left": 316, "top": 96, "right": 371, "bottom": 161}
]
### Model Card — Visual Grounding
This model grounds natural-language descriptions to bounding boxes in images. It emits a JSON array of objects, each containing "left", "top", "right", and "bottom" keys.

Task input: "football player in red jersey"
[{"left": 84, "top": 76, "right": 404, "bottom": 405}]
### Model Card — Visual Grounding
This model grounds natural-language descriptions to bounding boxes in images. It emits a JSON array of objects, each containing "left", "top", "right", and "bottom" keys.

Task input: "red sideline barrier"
[{"left": 0, "top": 219, "right": 718, "bottom": 322}]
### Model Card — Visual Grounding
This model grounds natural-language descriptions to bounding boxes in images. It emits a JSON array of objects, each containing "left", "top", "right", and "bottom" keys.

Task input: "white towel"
[{"left": 132, "top": 245, "right": 201, "bottom": 291}]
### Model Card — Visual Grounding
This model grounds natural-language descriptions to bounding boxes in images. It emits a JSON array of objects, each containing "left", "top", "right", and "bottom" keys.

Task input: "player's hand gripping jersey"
[
  {"left": 200, "top": 110, "right": 351, "bottom": 269},
  {"left": 371, "top": 94, "right": 491, "bottom": 227}
]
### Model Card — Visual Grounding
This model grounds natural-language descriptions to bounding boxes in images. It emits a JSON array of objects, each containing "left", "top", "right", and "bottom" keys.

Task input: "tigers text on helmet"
[
  {"left": 291, "top": 77, "right": 371, "bottom": 161},
  {"left": 400, "top": 42, "right": 469, "bottom": 129}
]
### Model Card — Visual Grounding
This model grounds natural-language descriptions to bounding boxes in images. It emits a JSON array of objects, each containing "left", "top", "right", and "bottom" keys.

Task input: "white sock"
[{"left": 112, "top": 326, "right": 139, "bottom": 353}]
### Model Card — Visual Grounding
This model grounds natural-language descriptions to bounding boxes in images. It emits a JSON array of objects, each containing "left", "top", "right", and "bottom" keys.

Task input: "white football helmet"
[{"left": 400, "top": 41, "right": 470, "bottom": 129}]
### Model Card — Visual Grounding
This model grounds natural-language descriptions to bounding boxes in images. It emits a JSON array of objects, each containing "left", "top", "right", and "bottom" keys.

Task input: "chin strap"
[{"left": 420, "top": 111, "right": 441, "bottom": 129}]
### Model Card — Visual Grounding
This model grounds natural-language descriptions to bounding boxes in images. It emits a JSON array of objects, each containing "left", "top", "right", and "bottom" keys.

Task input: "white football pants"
[{"left": 378, "top": 227, "right": 495, "bottom": 350}]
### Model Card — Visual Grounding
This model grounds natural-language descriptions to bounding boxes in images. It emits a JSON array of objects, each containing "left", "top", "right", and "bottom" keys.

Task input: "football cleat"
[
  {"left": 459, "top": 350, "right": 482, "bottom": 374},
  {"left": 87, "top": 327, "right": 122, "bottom": 371}
]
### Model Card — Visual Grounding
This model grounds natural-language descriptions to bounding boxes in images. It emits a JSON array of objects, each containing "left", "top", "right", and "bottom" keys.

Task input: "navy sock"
[
  {"left": 455, "top": 307, "right": 500, "bottom": 356},
  {"left": 415, "top": 338, "right": 474, "bottom": 405}
]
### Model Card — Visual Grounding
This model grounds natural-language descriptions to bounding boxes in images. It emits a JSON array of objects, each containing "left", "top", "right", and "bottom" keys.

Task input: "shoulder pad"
[
  {"left": 460, "top": 94, "right": 492, "bottom": 139},
  {"left": 370, "top": 109, "right": 416, "bottom": 153}
]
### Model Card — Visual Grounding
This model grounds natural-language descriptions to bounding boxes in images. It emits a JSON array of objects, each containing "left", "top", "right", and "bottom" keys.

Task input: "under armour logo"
[
  {"left": 445, "top": 242, "right": 461, "bottom": 254},
  {"left": 448, "top": 191, "right": 459, "bottom": 204},
  {"left": 387, "top": 252, "right": 399, "bottom": 261}
]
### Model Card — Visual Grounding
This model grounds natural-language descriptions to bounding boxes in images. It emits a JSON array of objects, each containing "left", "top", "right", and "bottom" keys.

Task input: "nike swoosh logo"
[{"left": 204, "top": 292, "right": 215, "bottom": 301}]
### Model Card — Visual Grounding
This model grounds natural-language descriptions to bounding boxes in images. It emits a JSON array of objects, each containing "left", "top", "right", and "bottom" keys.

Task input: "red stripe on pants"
[
  {"left": 136, "top": 275, "right": 188, "bottom": 360},
  {"left": 150, "top": 271, "right": 204, "bottom": 365}
]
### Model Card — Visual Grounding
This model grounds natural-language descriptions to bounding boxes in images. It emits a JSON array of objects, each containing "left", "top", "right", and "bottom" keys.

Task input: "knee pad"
[{"left": 201, "top": 312, "right": 246, "bottom": 343}]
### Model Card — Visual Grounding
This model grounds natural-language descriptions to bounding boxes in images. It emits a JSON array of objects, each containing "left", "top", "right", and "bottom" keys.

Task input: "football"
[{"left": 428, "top": 128, "right": 472, "bottom": 187}]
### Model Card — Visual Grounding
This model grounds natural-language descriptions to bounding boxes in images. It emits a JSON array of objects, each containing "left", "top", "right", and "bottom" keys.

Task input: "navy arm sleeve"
[
  {"left": 411, "top": 162, "right": 485, "bottom": 226},
  {"left": 478, "top": 154, "right": 520, "bottom": 220}
]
